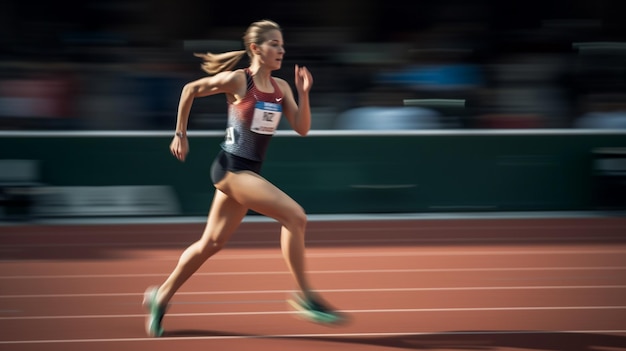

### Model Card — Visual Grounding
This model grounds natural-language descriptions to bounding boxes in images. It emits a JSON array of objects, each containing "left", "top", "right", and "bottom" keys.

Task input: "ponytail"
[{"left": 193, "top": 50, "right": 247, "bottom": 75}]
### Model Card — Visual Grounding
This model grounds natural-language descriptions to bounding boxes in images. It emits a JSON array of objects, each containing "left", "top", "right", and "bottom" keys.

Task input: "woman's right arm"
[{"left": 170, "top": 70, "right": 244, "bottom": 162}]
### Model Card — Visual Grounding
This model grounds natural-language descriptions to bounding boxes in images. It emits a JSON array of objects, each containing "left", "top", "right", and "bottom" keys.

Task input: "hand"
[
  {"left": 294, "top": 64, "right": 313, "bottom": 94},
  {"left": 170, "top": 135, "right": 189, "bottom": 162}
]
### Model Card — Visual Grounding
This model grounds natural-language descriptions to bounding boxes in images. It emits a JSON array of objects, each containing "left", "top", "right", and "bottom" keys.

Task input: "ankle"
[
  {"left": 301, "top": 290, "right": 318, "bottom": 301},
  {"left": 154, "top": 286, "right": 168, "bottom": 307}
]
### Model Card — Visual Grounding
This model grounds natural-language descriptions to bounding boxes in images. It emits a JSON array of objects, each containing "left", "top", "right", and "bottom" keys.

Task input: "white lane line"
[
  {"left": 6, "top": 236, "right": 625, "bottom": 250},
  {"left": 262, "top": 250, "right": 626, "bottom": 260},
  {"left": 3, "top": 223, "right": 624, "bottom": 236},
  {"left": 1, "top": 329, "right": 625, "bottom": 344},
  {"left": 212, "top": 248, "right": 626, "bottom": 260},
  {"left": 11, "top": 234, "right": 625, "bottom": 248},
  {"left": 1, "top": 306, "right": 625, "bottom": 321},
  {"left": 2, "top": 285, "right": 625, "bottom": 299},
  {"left": 1, "top": 266, "right": 625, "bottom": 280},
  {"left": 2, "top": 248, "right": 625, "bottom": 263}
]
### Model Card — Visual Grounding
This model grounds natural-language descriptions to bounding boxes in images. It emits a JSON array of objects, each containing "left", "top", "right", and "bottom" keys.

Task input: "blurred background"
[
  {"left": 1, "top": 0, "right": 625, "bottom": 131},
  {"left": 1, "top": 0, "right": 626, "bottom": 221}
]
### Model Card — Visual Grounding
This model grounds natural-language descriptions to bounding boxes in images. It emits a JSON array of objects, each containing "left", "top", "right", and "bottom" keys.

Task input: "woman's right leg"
[
  {"left": 216, "top": 170, "right": 311, "bottom": 294},
  {"left": 216, "top": 171, "right": 344, "bottom": 324},
  {"left": 153, "top": 189, "right": 248, "bottom": 307}
]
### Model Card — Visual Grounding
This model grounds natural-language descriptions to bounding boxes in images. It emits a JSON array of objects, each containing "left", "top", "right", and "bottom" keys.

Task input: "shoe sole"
[{"left": 287, "top": 298, "right": 346, "bottom": 325}]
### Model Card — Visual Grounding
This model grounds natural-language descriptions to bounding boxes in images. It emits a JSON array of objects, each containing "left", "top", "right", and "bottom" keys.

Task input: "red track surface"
[{"left": 1, "top": 216, "right": 625, "bottom": 350}]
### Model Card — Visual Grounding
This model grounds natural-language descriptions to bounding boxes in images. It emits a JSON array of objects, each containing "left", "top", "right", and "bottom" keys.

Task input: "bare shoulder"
[
  {"left": 215, "top": 69, "right": 246, "bottom": 84},
  {"left": 273, "top": 76, "right": 288, "bottom": 85},
  {"left": 210, "top": 69, "right": 247, "bottom": 96},
  {"left": 272, "top": 76, "right": 291, "bottom": 93}
]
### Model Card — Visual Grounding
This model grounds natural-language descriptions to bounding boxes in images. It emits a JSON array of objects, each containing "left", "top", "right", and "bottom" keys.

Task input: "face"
[{"left": 254, "top": 29, "right": 285, "bottom": 70}]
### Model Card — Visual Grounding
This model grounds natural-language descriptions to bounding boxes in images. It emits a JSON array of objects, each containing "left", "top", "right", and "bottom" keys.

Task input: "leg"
[
  {"left": 217, "top": 171, "right": 345, "bottom": 324},
  {"left": 216, "top": 171, "right": 312, "bottom": 294},
  {"left": 144, "top": 189, "right": 247, "bottom": 337},
  {"left": 155, "top": 189, "right": 248, "bottom": 306}
]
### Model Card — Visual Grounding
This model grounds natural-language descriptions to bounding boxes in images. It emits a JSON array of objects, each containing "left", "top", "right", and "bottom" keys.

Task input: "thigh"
[
  {"left": 215, "top": 171, "right": 303, "bottom": 224},
  {"left": 201, "top": 189, "right": 249, "bottom": 245}
]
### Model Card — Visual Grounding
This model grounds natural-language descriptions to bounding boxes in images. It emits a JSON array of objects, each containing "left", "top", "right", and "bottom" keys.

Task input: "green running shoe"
[
  {"left": 142, "top": 286, "right": 166, "bottom": 337},
  {"left": 287, "top": 293, "right": 345, "bottom": 325}
]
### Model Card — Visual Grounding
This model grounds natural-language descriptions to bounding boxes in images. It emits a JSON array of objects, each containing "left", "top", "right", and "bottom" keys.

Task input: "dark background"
[{"left": 1, "top": 0, "right": 625, "bottom": 131}]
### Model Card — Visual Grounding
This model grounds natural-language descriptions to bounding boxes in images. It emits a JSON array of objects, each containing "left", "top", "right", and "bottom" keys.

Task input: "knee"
[{"left": 288, "top": 205, "right": 308, "bottom": 233}]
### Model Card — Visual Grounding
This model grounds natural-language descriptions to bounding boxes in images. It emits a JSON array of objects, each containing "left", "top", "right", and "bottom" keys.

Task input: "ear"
[{"left": 250, "top": 43, "right": 261, "bottom": 55}]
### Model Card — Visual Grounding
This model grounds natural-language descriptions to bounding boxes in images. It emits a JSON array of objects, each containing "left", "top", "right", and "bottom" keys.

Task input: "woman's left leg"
[{"left": 155, "top": 189, "right": 249, "bottom": 306}]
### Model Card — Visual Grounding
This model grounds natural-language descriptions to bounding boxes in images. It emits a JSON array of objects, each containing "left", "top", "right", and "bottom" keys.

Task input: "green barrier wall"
[{"left": 1, "top": 130, "right": 625, "bottom": 215}]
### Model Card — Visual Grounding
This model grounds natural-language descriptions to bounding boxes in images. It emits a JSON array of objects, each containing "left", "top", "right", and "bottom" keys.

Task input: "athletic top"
[{"left": 220, "top": 68, "right": 284, "bottom": 162}]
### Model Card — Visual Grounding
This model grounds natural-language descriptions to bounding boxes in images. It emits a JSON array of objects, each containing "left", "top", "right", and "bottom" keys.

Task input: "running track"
[{"left": 1, "top": 215, "right": 625, "bottom": 350}]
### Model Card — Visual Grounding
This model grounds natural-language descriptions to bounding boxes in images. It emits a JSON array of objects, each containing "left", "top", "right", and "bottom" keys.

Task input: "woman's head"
[
  {"left": 245, "top": 20, "right": 284, "bottom": 71},
  {"left": 243, "top": 19, "right": 282, "bottom": 58},
  {"left": 195, "top": 19, "right": 283, "bottom": 75}
]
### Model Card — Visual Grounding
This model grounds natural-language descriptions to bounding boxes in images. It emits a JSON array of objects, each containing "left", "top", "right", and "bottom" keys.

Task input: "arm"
[
  {"left": 170, "top": 70, "right": 245, "bottom": 161},
  {"left": 279, "top": 64, "right": 313, "bottom": 136}
]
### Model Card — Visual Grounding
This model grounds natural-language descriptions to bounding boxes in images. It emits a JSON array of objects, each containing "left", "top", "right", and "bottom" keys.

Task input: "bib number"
[{"left": 250, "top": 101, "right": 282, "bottom": 135}]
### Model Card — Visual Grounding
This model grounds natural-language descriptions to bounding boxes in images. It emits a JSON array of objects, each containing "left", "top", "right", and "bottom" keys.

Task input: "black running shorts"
[{"left": 210, "top": 149, "right": 263, "bottom": 184}]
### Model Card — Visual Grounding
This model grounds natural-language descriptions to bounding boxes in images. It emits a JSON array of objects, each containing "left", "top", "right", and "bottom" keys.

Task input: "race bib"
[
  {"left": 224, "top": 127, "right": 235, "bottom": 144},
  {"left": 250, "top": 101, "right": 282, "bottom": 135}
]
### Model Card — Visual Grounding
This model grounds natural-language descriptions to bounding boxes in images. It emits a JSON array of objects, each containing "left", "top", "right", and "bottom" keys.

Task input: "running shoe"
[
  {"left": 287, "top": 292, "right": 345, "bottom": 325},
  {"left": 142, "top": 286, "right": 166, "bottom": 337}
]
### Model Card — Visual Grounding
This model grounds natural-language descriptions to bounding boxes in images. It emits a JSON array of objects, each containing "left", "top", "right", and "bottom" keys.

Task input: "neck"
[{"left": 248, "top": 64, "right": 271, "bottom": 79}]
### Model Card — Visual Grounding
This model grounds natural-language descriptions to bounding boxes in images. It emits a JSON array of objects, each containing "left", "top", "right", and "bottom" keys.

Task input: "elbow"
[
  {"left": 290, "top": 113, "right": 310, "bottom": 136},
  {"left": 181, "top": 83, "right": 197, "bottom": 98},
  {"left": 295, "top": 124, "right": 310, "bottom": 136}
]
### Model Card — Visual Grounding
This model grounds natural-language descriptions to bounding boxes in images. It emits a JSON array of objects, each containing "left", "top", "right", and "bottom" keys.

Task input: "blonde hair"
[{"left": 194, "top": 19, "right": 282, "bottom": 75}]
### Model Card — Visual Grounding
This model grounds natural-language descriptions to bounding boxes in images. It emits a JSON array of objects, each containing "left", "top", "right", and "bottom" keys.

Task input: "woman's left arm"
[{"left": 279, "top": 64, "right": 313, "bottom": 136}]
